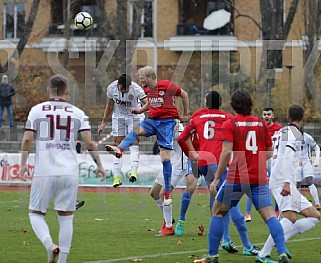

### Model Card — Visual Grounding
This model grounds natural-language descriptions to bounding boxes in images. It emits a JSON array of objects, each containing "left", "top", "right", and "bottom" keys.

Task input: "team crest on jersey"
[
  {"left": 159, "top": 90, "right": 165, "bottom": 96},
  {"left": 128, "top": 94, "right": 134, "bottom": 100}
]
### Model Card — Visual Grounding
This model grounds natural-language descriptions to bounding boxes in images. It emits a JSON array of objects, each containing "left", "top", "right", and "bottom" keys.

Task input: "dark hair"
[
  {"left": 230, "top": 89, "right": 252, "bottom": 115},
  {"left": 49, "top": 74, "right": 68, "bottom": 96},
  {"left": 205, "top": 91, "right": 222, "bottom": 109},
  {"left": 288, "top": 104, "right": 305, "bottom": 122},
  {"left": 263, "top": 107, "right": 274, "bottom": 112},
  {"left": 118, "top": 74, "right": 132, "bottom": 88}
]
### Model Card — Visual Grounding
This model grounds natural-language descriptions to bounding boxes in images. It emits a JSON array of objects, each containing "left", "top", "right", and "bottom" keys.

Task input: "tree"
[
  {"left": 227, "top": 0, "right": 299, "bottom": 108},
  {"left": 256, "top": 0, "right": 299, "bottom": 102},
  {"left": 302, "top": 0, "right": 321, "bottom": 115},
  {"left": 96, "top": 0, "right": 146, "bottom": 75},
  {"left": 0, "top": 0, "right": 41, "bottom": 74}
]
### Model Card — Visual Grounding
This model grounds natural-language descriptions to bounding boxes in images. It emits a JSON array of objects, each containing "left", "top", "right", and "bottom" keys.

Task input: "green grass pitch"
[{"left": 1, "top": 188, "right": 321, "bottom": 263}]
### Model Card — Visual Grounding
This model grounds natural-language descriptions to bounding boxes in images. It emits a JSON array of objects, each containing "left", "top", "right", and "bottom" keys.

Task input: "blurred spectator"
[{"left": 0, "top": 75, "right": 15, "bottom": 127}]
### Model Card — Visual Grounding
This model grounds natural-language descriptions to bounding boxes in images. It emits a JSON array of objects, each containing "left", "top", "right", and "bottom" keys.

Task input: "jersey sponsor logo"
[
  {"left": 200, "top": 113, "right": 226, "bottom": 119},
  {"left": 115, "top": 99, "right": 132, "bottom": 107},
  {"left": 235, "top": 121, "right": 263, "bottom": 127},
  {"left": 42, "top": 104, "right": 73, "bottom": 112},
  {"left": 149, "top": 97, "right": 164, "bottom": 104}
]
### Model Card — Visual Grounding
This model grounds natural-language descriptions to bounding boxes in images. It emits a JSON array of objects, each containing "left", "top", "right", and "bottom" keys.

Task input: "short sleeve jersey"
[
  {"left": 25, "top": 99, "right": 90, "bottom": 177},
  {"left": 268, "top": 122, "right": 282, "bottom": 138},
  {"left": 270, "top": 124, "right": 303, "bottom": 188},
  {"left": 106, "top": 80, "right": 146, "bottom": 118},
  {"left": 223, "top": 114, "right": 272, "bottom": 185},
  {"left": 178, "top": 110, "right": 203, "bottom": 157},
  {"left": 184, "top": 108, "right": 233, "bottom": 166},
  {"left": 146, "top": 80, "right": 182, "bottom": 119},
  {"left": 301, "top": 132, "right": 317, "bottom": 162}
]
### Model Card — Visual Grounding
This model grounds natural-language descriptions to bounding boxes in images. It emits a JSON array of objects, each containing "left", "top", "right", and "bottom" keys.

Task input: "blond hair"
[{"left": 138, "top": 66, "right": 157, "bottom": 79}]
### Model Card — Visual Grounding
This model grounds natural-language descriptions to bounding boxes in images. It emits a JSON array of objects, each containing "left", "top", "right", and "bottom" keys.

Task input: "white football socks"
[
  {"left": 155, "top": 198, "right": 163, "bottom": 214},
  {"left": 259, "top": 218, "right": 293, "bottom": 257},
  {"left": 259, "top": 217, "right": 319, "bottom": 258},
  {"left": 309, "top": 184, "right": 320, "bottom": 206},
  {"left": 129, "top": 145, "right": 139, "bottom": 173},
  {"left": 288, "top": 217, "right": 319, "bottom": 235},
  {"left": 57, "top": 214, "right": 74, "bottom": 263},
  {"left": 113, "top": 156, "right": 123, "bottom": 176},
  {"left": 163, "top": 203, "right": 172, "bottom": 228},
  {"left": 29, "top": 213, "right": 52, "bottom": 248}
]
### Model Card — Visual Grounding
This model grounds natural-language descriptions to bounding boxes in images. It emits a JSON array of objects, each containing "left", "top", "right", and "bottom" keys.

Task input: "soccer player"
[
  {"left": 195, "top": 89, "right": 288, "bottom": 263},
  {"left": 296, "top": 131, "right": 320, "bottom": 209},
  {"left": 178, "top": 91, "right": 259, "bottom": 256},
  {"left": 257, "top": 104, "right": 320, "bottom": 262},
  {"left": 105, "top": 66, "right": 189, "bottom": 205},
  {"left": 150, "top": 121, "right": 187, "bottom": 236},
  {"left": 19, "top": 75, "right": 106, "bottom": 263},
  {"left": 245, "top": 107, "right": 282, "bottom": 222},
  {"left": 98, "top": 74, "right": 147, "bottom": 187},
  {"left": 174, "top": 121, "right": 200, "bottom": 236}
]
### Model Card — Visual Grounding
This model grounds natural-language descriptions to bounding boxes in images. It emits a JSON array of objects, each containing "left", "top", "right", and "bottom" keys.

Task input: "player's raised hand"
[{"left": 97, "top": 122, "right": 106, "bottom": 135}]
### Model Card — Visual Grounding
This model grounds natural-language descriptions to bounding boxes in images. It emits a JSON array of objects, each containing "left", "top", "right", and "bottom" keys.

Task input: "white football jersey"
[
  {"left": 106, "top": 80, "right": 146, "bottom": 118},
  {"left": 171, "top": 122, "right": 187, "bottom": 172},
  {"left": 300, "top": 132, "right": 318, "bottom": 162},
  {"left": 25, "top": 99, "right": 90, "bottom": 177},
  {"left": 270, "top": 124, "right": 303, "bottom": 188}
]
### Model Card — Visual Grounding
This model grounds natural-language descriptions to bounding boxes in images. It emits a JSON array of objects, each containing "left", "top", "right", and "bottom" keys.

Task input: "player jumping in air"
[{"left": 105, "top": 66, "right": 189, "bottom": 205}]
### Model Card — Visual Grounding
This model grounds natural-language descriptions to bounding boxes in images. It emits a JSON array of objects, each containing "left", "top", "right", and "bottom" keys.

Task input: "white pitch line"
[{"left": 84, "top": 236, "right": 321, "bottom": 263}]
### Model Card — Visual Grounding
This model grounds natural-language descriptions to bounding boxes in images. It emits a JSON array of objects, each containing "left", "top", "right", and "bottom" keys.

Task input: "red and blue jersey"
[
  {"left": 223, "top": 114, "right": 272, "bottom": 185},
  {"left": 145, "top": 80, "right": 182, "bottom": 119}
]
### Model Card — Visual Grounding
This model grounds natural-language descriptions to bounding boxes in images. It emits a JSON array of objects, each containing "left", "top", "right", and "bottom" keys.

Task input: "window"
[
  {"left": 49, "top": 0, "right": 98, "bottom": 36},
  {"left": 177, "top": 0, "right": 233, "bottom": 36},
  {"left": 3, "top": 3, "right": 25, "bottom": 39},
  {"left": 130, "top": 0, "right": 154, "bottom": 38},
  {"left": 51, "top": 0, "right": 98, "bottom": 24}
]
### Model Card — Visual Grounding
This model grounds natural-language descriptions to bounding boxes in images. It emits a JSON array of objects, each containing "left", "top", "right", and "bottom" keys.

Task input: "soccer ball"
[{"left": 74, "top": 12, "right": 93, "bottom": 30}]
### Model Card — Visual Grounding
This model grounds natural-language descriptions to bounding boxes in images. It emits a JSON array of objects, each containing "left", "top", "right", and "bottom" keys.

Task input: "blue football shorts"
[
  {"left": 199, "top": 164, "right": 227, "bottom": 190},
  {"left": 139, "top": 118, "right": 176, "bottom": 150},
  {"left": 216, "top": 182, "right": 272, "bottom": 209}
]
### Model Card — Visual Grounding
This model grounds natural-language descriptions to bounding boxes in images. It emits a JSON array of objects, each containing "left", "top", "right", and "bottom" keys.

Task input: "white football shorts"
[
  {"left": 29, "top": 175, "right": 78, "bottom": 213},
  {"left": 295, "top": 161, "right": 314, "bottom": 182},
  {"left": 271, "top": 184, "right": 312, "bottom": 213},
  {"left": 112, "top": 116, "right": 145, "bottom": 137},
  {"left": 154, "top": 169, "right": 185, "bottom": 188}
]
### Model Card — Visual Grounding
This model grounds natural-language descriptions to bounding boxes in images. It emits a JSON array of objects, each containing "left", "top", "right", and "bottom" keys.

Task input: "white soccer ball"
[{"left": 74, "top": 12, "right": 93, "bottom": 30}]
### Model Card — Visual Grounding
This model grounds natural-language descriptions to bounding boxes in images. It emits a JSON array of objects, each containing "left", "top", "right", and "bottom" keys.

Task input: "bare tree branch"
[
  {"left": 223, "top": 0, "right": 262, "bottom": 30},
  {"left": 282, "top": 0, "right": 299, "bottom": 39},
  {"left": 234, "top": 13, "right": 262, "bottom": 30}
]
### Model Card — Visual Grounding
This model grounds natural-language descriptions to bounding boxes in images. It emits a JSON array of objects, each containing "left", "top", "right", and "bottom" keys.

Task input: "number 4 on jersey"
[{"left": 246, "top": 131, "right": 258, "bottom": 154}]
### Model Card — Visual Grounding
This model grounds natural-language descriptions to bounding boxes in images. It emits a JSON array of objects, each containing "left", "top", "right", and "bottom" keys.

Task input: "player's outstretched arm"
[
  {"left": 178, "top": 89, "right": 189, "bottom": 122},
  {"left": 19, "top": 130, "right": 34, "bottom": 180},
  {"left": 132, "top": 100, "right": 150, "bottom": 114},
  {"left": 98, "top": 98, "right": 114, "bottom": 135},
  {"left": 313, "top": 144, "right": 320, "bottom": 166},
  {"left": 81, "top": 130, "right": 106, "bottom": 182}
]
